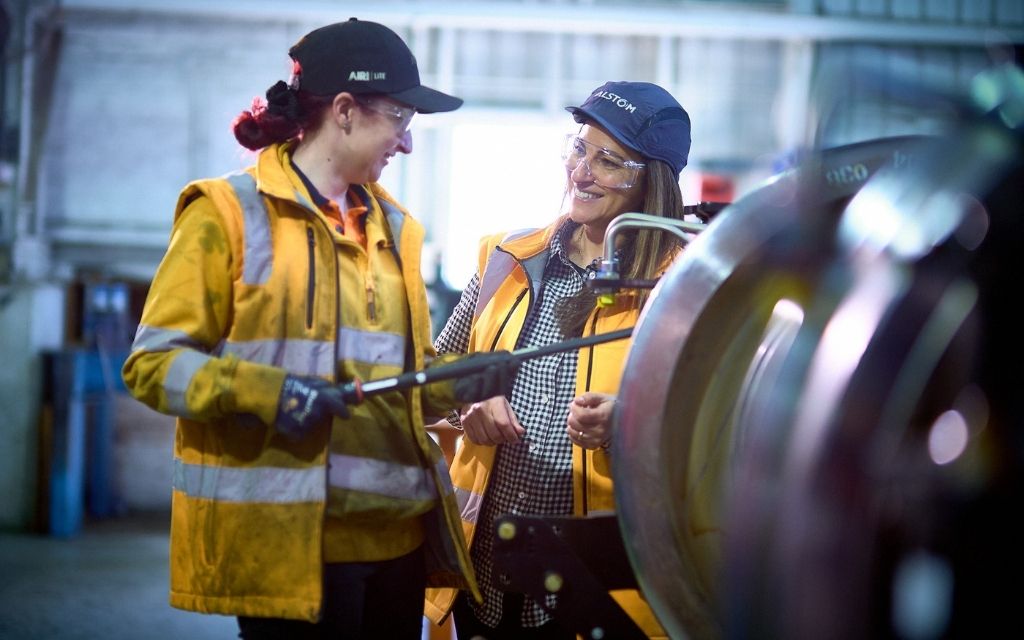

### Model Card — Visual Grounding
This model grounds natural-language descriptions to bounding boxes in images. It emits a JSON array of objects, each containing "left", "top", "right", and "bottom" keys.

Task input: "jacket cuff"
[{"left": 230, "top": 360, "right": 288, "bottom": 426}]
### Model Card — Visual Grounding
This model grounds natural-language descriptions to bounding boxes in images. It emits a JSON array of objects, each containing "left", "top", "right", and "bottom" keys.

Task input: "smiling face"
[
  {"left": 341, "top": 96, "right": 414, "bottom": 184},
  {"left": 565, "top": 123, "right": 647, "bottom": 233}
]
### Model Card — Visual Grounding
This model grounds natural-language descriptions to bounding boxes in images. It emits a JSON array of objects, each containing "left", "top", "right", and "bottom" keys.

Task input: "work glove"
[
  {"left": 275, "top": 374, "right": 350, "bottom": 440},
  {"left": 451, "top": 351, "right": 520, "bottom": 404}
]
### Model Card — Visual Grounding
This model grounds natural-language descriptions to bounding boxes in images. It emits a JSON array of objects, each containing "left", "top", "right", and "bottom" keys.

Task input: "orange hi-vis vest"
[{"left": 424, "top": 216, "right": 667, "bottom": 638}]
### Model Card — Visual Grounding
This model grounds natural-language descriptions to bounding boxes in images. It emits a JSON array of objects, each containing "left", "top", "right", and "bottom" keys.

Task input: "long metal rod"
[{"left": 345, "top": 327, "right": 634, "bottom": 403}]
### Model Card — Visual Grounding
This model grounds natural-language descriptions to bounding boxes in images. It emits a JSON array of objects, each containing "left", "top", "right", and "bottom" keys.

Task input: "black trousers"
[
  {"left": 237, "top": 545, "right": 425, "bottom": 640},
  {"left": 451, "top": 592, "right": 574, "bottom": 640}
]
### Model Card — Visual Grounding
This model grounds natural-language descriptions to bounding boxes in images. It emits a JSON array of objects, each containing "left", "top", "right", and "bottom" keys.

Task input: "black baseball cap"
[
  {"left": 566, "top": 81, "right": 691, "bottom": 177},
  {"left": 289, "top": 18, "right": 462, "bottom": 113}
]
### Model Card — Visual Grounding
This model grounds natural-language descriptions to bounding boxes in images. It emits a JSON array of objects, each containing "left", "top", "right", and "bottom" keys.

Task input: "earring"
[{"left": 342, "top": 120, "right": 351, "bottom": 133}]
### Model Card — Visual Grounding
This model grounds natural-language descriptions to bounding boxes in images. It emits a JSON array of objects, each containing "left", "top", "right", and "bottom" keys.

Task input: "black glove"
[
  {"left": 275, "top": 375, "right": 350, "bottom": 439},
  {"left": 452, "top": 351, "right": 519, "bottom": 404}
]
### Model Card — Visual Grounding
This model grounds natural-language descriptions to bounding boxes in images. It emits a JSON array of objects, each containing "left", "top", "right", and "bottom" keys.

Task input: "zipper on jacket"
[
  {"left": 488, "top": 287, "right": 529, "bottom": 352},
  {"left": 306, "top": 227, "right": 316, "bottom": 329},
  {"left": 296, "top": 205, "right": 341, "bottom": 380},
  {"left": 366, "top": 286, "right": 377, "bottom": 322},
  {"left": 361, "top": 256, "right": 377, "bottom": 323}
]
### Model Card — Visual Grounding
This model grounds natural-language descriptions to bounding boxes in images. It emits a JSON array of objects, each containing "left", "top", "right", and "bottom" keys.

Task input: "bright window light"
[{"left": 442, "top": 121, "right": 570, "bottom": 288}]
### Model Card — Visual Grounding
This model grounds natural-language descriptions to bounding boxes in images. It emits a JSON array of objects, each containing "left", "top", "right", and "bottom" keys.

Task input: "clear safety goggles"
[
  {"left": 358, "top": 97, "right": 416, "bottom": 134},
  {"left": 562, "top": 134, "right": 645, "bottom": 189}
]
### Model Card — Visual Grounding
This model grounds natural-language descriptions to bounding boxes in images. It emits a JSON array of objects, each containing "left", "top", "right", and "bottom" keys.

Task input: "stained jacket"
[
  {"left": 424, "top": 216, "right": 667, "bottom": 638},
  {"left": 122, "top": 143, "right": 478, "bottom": 621}
]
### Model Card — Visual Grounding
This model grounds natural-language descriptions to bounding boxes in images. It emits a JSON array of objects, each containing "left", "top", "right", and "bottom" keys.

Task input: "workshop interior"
[{"left": 0, "top": 1, "right": 1021, "bottom": 638}]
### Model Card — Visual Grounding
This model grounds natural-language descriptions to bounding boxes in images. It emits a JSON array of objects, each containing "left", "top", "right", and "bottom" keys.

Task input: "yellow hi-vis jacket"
[
  {"left": 424, "top": 216, "right": 667, "bottom": 638},
  {"left": 122, "top": 143, "right": 478, "bottom": 621}
]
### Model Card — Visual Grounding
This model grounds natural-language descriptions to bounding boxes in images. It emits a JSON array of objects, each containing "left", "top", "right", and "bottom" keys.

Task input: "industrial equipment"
[{"left": 615, "top": 64, "right": 1023, "bottom": 639}]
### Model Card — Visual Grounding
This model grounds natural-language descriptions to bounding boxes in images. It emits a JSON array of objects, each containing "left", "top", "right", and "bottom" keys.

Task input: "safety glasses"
[{"left": 561, "top": 134, "right": 645, "bottom": 189}]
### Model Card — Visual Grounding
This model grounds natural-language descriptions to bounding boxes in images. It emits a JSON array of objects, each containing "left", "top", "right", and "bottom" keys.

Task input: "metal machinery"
[
  {"left": 492, "top": 64, "right": 1023, "bottom": 639},
  {"left": 615, "top": 64, "right": 1024, "bottom": 639}
]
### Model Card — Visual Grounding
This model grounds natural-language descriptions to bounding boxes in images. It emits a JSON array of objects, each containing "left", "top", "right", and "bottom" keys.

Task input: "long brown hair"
[{"left": 555, "top": 158, "right": 686, "bottom": 335}]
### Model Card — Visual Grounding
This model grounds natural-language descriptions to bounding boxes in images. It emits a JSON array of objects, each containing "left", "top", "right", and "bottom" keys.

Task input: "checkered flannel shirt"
[{"left": 434, "top": 221, "right": 588, "bottom": 628}]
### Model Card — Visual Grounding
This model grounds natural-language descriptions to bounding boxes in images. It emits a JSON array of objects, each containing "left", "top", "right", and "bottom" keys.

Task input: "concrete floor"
[
  {"left": 0, "top": 512, "right": 239, "bottom": 640},
  {"left": 0, "top": 512, "right": 453, "bottom": 639}
]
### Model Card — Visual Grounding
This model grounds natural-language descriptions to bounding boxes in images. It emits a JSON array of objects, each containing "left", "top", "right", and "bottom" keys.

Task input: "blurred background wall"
[{"left": 0, "top": 0, "right": 1020, "bottom": 533}]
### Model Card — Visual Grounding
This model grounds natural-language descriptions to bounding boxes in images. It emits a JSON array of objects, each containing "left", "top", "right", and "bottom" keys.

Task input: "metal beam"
[{"left": 57, "top": 0, "right": 1024, "bottom": 46}]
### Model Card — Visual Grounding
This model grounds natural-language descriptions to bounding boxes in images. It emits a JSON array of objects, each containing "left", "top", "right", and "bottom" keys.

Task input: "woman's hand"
[
  {"left": 567, "top": 392, "right": 616, "bottom": 450},
  {"left": 459, "top": 396, "right": 526, "bottom": 446}
]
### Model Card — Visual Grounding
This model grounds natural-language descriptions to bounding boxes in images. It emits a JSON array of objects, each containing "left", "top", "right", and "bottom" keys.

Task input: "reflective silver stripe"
[
  {"left": 131, "top": 325, "right": 208, "bottom": 353},
  {"left": 476, "top": 251, "right": 518, "bottom": 319},
  {"left": 455, "top": 486, "right": 483, "bottom": 525},
  {"left": 165, "top": 350, "right": 211, "bottom": 417},
  {"left": 338, "top": 328, "right": 406, "bottom": 368},
  {"left": 226, "top": 173, "right": 273, "bottom": 286},
  {"left": 173, "top": 458, "right": 325, "bottom": 503},
  {"left": 378, "top": 197, "right": 405, "bottom": 256},
  {"left": 328, "top": 453, "right": 435, "bottom": 501},
  {"left": 219, "top": 338, "right": 334, "bottom": 377},
  {"left": 475, "top": 228, "right": 538, "bottom": 317}
]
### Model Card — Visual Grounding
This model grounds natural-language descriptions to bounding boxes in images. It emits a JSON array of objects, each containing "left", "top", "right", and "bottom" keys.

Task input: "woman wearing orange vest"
[
  {"left": 425, "top": 81, "right": 692, "bottom": 639},
  {"left": 122, "top": 18, "right": 513, "bottom": 640}
]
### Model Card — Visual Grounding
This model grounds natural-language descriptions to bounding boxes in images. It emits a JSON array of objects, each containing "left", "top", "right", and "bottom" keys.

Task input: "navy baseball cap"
[
  {"left": 289, "top": 18, "right": 463, "bottom": 113},
  {"left": 566, "top": 81, "right": 691, "bottom": 177}
]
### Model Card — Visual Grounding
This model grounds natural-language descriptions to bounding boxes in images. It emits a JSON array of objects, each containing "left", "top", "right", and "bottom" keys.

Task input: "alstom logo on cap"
[
  {"left": 349, "top": 70, "right": 387, "bottom": 81},
  {"left": 594, "top": 91, "right": 637, "bottom": 113}
]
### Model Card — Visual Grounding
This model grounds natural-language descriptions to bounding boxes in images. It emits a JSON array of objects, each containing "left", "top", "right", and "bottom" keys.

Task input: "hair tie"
[{"left": 265, "top": 80, "right": 301, "bottom": 120}]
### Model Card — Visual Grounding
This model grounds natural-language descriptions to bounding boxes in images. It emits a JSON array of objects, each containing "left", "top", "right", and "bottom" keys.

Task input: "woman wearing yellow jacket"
[
  {"left": 121, "top": 18, "right": 502, "bottom": 640},
  {"left": 425, "top": 81, "right": 692, "bottom": 639}
]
